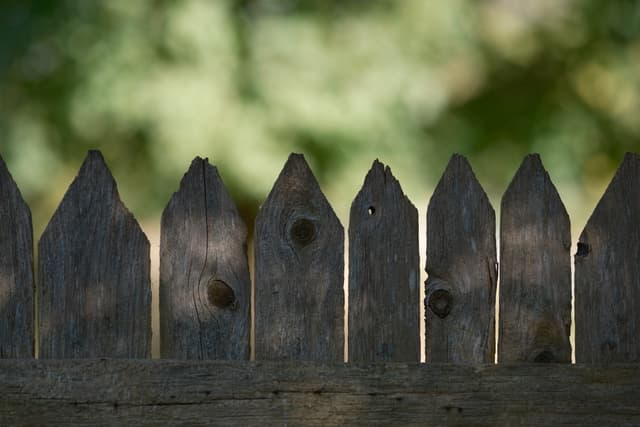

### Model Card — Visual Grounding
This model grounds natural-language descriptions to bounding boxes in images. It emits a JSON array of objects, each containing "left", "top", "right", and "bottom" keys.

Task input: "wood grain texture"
[
  {"left": 348, "top": 160, "right": 419, "bottom": 362},
  {"left": 0, "top": 155, "right": 34, "bottom": 358},
  {"left": 254, "top": 153, "right": 344, "bottom": 361},
  {"left": 499, "top": 155, "right": 572, "bottom": 363},
  {"left": 426, "top": 154, "right": 497, "bottom": 363},
  {"left": 160, "top": 157, "right": 250, "bottom": 359},
  {"left": 576, "top": 153, "right": 640, "bottom": 363},
  {"left": 38, "top": 150, "right": 151, "bottom": 358},
  {"left": 0, "top": 360, "right": 638, "bottom": 426}
]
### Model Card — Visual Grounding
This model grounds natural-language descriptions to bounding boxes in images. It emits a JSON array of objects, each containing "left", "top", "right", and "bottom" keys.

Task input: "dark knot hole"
[
  {"left": 207, "top": 279, "right": 236, "bottom": 309},
  {"left": 428, "top": 289, "right": 452, "bottom": 318},
  {"left": 290, "top": 218, "right": 316, "bottom": 246},
  {"left": 576, "top": 242, "right": 590, "bottom": 257}
]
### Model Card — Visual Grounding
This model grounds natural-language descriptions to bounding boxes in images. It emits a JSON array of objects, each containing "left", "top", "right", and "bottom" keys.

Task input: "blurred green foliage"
[{"left": 1, "top": 0, "right": 640, "bottom": 236}]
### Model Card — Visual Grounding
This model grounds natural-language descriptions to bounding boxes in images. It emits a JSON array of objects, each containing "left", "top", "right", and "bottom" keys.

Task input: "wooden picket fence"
[{"left": 0, "top": 150, "right": 639, "bottom": 426}]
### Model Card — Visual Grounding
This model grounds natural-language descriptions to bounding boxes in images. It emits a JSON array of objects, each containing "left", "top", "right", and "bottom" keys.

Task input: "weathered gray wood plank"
[
  {"left": 576, "top": 153, "right": 640, "bottom": 363},
  {"left": 38, "top": 150, "right": 151, "bottom": 358},
  {"left": 254, "top": 153, "right": 344, "bottom": 361},
  {"left": 499, "top": 154, "right": 572, "bottom": 363},
  {"left": 425, "top": 154, "right": 497, "bottom": 363},
  {"left": 0, "top": 360, "right": 638, "bottom": 426},
  {"left": 0, "top": 155, "right": 34, "bottom": 358},
  {"left": 160, "top": 157, "right": 250, "bottom": 359},
  {"left": 348, "top": 160, "right": 419, "bottom": 362}
]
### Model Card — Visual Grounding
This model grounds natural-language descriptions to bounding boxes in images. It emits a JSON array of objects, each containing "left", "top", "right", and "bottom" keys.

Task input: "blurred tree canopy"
[{"left": 1, "top": 0, "right": 639, "bottom": 236}]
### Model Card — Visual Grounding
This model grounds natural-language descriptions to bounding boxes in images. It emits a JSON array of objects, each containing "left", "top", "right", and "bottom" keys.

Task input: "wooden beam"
[
  {"left": 0, "top": 361, "right": 638, "bottom": 426},
  {"left": 0, "top": 155, "right": 34, "bottom": 358},
  {"left": 499, "top": 154, "right": 571, "bottom": 362},
  {"left": 254, "top": 154, "right": 344, "bottom": 361},
  {"left": 38, "top": 151, "right": 151, "bottom": 358},
  {"left": 576, "top": 153, "right": 640, "bottom": 362},
  {"left": 160, "top": 157, "right": 250, "bottom": 359},
  {"left": 426, "top": 154, "right": 497, "bottom": 363},
  {"left": 349, "top": 160, "right": 420, "bottom": 362}
]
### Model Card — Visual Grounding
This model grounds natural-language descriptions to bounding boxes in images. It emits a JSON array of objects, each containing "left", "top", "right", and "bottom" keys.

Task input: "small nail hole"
[{"left": 368, "top": 206, "right": 375, "bottom": 215}]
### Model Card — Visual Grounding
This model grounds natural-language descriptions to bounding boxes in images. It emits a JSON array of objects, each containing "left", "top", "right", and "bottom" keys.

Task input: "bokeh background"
[{"left": 1, "top": 0, "right": 640, "bottom": 358}]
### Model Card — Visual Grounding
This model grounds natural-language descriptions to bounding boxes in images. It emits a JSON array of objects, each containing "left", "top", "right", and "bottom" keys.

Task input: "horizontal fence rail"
[
  {"left": 1, "top": 149, "right": 639, "bottom": 424},
  {"left": 0, "top": 361, "right": 639, "bottom": 426}
]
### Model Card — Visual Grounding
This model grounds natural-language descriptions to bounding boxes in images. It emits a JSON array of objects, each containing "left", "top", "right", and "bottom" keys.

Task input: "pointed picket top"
[
  {"left": 160, "top": 157, "right": 250, "bottom": 359},
  {"left": 254, "top": 153, "right": 344, "bottom": 361},
  {"left": 499, "top": 154, "right": 571, "bottom": 363},
  {"left": 349, "top": 160, "right": 420, "bottom": 362},
  {"left": 576, "top": 152, "right": 640, "bottom": 362},
  {"left": 425, "top": 154, "right": 497, "bottom": 363},
  {"left": 0, "top": 155, "right": 34, "bottom": 357},
  {"left": 38, "top": 150, "right": 151, "bottom": 358}
]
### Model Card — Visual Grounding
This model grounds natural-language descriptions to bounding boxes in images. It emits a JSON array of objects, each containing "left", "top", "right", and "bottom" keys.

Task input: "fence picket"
[
  {"left": 576, "top": 153, "right": 640, "bottom": 362},
  {"left": 0, "top": 156, "right": 34, "bottom": 358},
  {"left": 426, "top": 154, "right": 497, "bottom": 363},
  {"left": 254, "top": 154, "right": 344, "bottom": 361},
  {"left": 38, "top": 151, "right": 151, "bottom": 358},
  {"left": 499, "top": 155, "right": 571, "bottom": 363},
  {"left": 160, "top": 157, "right": 250, "bottom": 359},
  {"left": 348, "top": 160, "right": 419, "bottom": 362}
]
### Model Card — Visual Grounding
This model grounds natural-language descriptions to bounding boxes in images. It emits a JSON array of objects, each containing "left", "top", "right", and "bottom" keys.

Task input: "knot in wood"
[
  {"left": 428, "top": 289, "right": 452, "bottom": 319},
  {"left": 289, "top": 218, "right": 316, "bottom": 246},
  {"left": 576, "top": 242, "right": 590, "bottom": 257},
  {"left": 207, "top": 279, "right": 236, "bottom": 309}
]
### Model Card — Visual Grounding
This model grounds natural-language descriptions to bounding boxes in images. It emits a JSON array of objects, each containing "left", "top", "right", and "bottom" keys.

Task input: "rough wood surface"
[
  {"left": 425, "top": 154, "right": 497, "bottom": 363},
  {"left": 38, "top": 151, "right": 151, "bottom": 358},
  {"left": 499, "top": 155, "right": 572, "bottom": 363},
  {"left": 160, "top": 157, "right": 250, "bottom": 359},
  {"left": 254, "top": 153, "right": 344, "bottom": 361},
  {"left": 0, "top": 155, "right": 34, "bottom": 358},
  {"left": 576, "top": 153, "right": 640, "bottom": 363},
  {"left": 0, "top": 360, "right": 638, "bottom": 426},
  {"left": 348, "top": 160, "right": 419, "bottom": 362}
]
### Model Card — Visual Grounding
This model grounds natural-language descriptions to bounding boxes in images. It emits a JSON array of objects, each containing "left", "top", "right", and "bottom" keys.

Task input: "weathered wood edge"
[
  {"left": 425, "top": 154, "right": 497, "bottom": 363},
  {"left": 0, "top": 361, "right": 638, "bottom": 426},
  {"left": 160, "top": 157, "right": 251, "bottom": 359},
  {"left": 38, "top": 150, "right": 151, "bottom": 358},
  {"left": 348, "top": 159, "right": 420, "bottom": 362},
  {"left": 254, "top": 153, "right": 344, "bottom": 361},
  {"left": 0, "top": 155, "right": 34, "bottom": 358},
  {"left": 499, "top": 154, "right": 572, "bottom": 363},
  {"left": 575, "top": 152, "right": 640, "bottom": 363}
]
